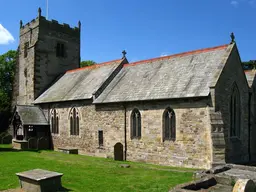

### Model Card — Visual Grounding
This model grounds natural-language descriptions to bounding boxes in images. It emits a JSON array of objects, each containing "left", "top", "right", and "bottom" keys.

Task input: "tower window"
[
  {"left": 24, "top": 42, "right": 29, "bottom": 58},
  {"left": 98, "top": 130, "right": 103, "bottom": 146},
  {"left": 56, "top": 42, "right": 65, "bottom": 57}
]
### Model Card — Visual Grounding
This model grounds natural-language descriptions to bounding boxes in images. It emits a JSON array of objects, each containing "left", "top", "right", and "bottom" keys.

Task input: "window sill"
[
  {"left": 131, "top": 137, "right": 141, "bottom": 140},
  {"left": 97, "top": 146, "right": 105, "bottom": 150}
]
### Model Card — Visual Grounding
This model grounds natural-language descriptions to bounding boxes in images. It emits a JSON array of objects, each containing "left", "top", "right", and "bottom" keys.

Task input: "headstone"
[
  {"left": 232, "top": 179, "right": 255, "bottom": 192},
  {"left": 120, "top": 164, "right": 130, "bottom": 168},
  {"left": 16, "top": 169, "right": 63, "bottom": 192},
  {"left": 114, "top": 142, "right": 123, "bottom": 161}
]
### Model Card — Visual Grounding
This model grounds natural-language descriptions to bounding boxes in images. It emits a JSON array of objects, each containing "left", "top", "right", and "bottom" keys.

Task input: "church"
[{"left": 11, "top": 8, "right": 256, "bottom": 169}]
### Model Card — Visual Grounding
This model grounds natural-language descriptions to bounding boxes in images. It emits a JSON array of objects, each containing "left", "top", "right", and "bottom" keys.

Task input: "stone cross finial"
[
  {"left": 122, "top": 50, "right": 127, "bottom": 58},
  {"left": 38, "top": 7, "right": 42, "bottom": 17},
  {"left": 78, "top": 20, "right": 81, "bottom": 29},
  {"left": 230, "top": 32, "right": 235, "bottom": 44},
  {"left": 20, "top": 20, "right": 23, "bottom": 28}
]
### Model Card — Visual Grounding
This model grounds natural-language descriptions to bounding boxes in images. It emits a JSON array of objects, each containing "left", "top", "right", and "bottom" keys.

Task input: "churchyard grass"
[{"left": 0, "top": 144, "right": 195, "bottom": 192}]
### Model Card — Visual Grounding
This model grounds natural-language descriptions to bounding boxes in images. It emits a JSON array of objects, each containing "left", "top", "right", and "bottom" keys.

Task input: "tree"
[
  {"left": 0, "top": 50, "right": 17, "bottom": 111},
  {"left": 0, "top": 50, "right": 17, "bottom": 132},
  {"left": 80, "top": 60, "right": 96, "bottom": 67},
  {"left": 242, "top": 60, "right": 256, "bottom": 70}
]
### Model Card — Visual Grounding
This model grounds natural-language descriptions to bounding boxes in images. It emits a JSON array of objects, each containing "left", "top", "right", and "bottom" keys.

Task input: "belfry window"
[
  {"left": 163, "top": 108, "right": 176, "bottom": 141},
  {"left": 70, "top": 108, "right": 79, "bottom": 136},
  {"left": 56, "top": 42, "right": 65, "bottom": 57},
  {"left": 51, "top": 109, "right": 59, "bottom": 134},
  {"left": 131, "top": 109, "right": 141, "bottom": 139},
  {"left": 230, "top": 84, "right": 241, "bottom": 137}
]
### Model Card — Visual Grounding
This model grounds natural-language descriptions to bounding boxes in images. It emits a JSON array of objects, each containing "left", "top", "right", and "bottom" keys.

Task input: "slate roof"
[
  {"left": 16, "top": 105, "right": 48, "bottom": 125},
  {"left": 34, "top": 59, "right": 124, "bottom": 104},
  {"left": 244, "top": 70, "right": 256, "bottom": 87},
  {"left": 94, "top": 44, "right": 233, "bottom": 103}
]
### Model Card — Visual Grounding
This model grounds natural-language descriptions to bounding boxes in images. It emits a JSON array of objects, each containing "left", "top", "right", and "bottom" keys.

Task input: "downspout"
[
  {"left": 123, "top": 104, "right": 127, "bottom": 161},
  {"left": 248, "top": 91, "right": 252, "bottom": 162}
]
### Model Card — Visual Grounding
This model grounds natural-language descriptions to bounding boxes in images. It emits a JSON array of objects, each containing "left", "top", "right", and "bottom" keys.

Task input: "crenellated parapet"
[{"left": 19, "top": 7, "right": 81, "bottom": 38}]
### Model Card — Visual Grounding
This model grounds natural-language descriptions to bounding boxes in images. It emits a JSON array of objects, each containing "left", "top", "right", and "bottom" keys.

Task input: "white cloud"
[
  {"left": 231, "top": 0, "right": 239, "bottom": 6},
  {"left": 160, "top": 52, "right": 168, "bottom": 57},
  {"left": 0, "top": 24, "right": 14, "bottom": 45}
]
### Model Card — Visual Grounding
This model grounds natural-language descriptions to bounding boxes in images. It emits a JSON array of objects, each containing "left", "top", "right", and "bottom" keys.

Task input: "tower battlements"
[{"left": 19, "top": 8, "right": 80, "bottom": 38}]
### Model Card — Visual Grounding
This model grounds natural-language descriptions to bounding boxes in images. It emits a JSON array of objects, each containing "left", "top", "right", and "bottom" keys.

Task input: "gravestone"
[
  {"left": 16, "top": 169, "right": 63, "bottom": 192},
  {"left": 233, "top": 179, "right": 255, "bottom": 192},
  {"left": 114, "top": 142, "right": 123, "bottom": 161}
]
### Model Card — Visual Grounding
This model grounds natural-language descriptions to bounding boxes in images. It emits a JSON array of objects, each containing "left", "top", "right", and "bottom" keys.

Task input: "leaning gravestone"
[{"left": 16, "top": 169, "right": 63, "bottom": 192}]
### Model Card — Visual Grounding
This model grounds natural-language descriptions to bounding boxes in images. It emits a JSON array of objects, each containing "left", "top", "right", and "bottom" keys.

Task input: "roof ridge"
[
  {"left": 66, "top": 58, "right": 123, "bottom": 73},
  {"left": 124, "top": 44, "right": 229, "bottom": 67}
]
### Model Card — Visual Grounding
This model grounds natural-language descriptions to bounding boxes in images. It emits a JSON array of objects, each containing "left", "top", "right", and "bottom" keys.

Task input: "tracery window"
[
  {"left": 131, "top": 109, "right": 141, "bottom": 139},
  {"left": 70, "top": 108, "right": 79, "bottom": 136},
  {"left": 51, "top": 109, "right": 59, "bottom": 134},
  {"left": 230, "top": 84, "right": 241, "bottom": 137},
  {"left": 163, "top": 108, "right": 176, "bottom": 141}
]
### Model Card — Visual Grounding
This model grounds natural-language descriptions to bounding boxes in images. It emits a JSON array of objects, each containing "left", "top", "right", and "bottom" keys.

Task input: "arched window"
[
  {"left": 131, "top": 109, "right": 141, "bottom": 139},
  {"left": 51, "top": 109, "right": 59, "bottom": 134},
  {"left": 70, "top": 108, "right": 79, "bottom": 136},
  {"left": 230, "top": 84, "right": 241, "bottom": 137},
  {"left": 163, "top": 108, "right": 176, "bottom": 141}
]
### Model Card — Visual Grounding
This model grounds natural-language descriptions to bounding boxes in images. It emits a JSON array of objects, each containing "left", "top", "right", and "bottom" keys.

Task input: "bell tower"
[{"left": 13, "top": 8, "right": 81, "bottom": 105}]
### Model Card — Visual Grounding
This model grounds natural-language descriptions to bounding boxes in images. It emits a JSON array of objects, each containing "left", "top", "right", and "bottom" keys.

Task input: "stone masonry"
[
  {"left": 40, "top": 97, "right": 213, "bottom": 169},
  {"left": 14, "top": 8, "right": 80, "bottom": 106}
]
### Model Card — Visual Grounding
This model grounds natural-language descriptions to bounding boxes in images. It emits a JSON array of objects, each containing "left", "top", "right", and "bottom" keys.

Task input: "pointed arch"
[
  {"left": 50, "top": 109, "right": 59, "bottom": 134},
  {"left": 69, "top": 107, "right": 80, "bottom": 136},
  {"left": 163, "top": 107, "right": 176, "bottom": 141},
  {"left": 230, "top": 83, "right": 241, "bottom": 137},
  {"left": 130, "top": 108, "right": 141, "bottom": 139}
]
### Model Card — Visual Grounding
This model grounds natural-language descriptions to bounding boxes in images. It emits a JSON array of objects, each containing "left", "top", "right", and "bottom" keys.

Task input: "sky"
[{"left": 0, "top": 0, "right": 255, "bottom": 63}]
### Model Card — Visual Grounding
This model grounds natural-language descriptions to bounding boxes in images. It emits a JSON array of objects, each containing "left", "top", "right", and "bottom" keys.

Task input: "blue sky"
[{"left": 0, "top": 0, "right": 255, "bottom": 63}]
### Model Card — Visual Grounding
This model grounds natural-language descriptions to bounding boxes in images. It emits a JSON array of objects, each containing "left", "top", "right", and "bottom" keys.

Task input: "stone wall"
[
  {"left": 17, "top": 19, "right": 39, "bottom": 105},
  {"left": 38, "top": 97, "right": 213, "bottom": 169},
  {"left": 39, "top": 101, "right": 125, "bottom": 158},
  {"left": 213, "top": 44, "right": 250, "bottom": 164},
  {"left": 250, "top": 76, "right": 256, "bottom": 161},
  {"left": 124, "top": 99, "right": 212, "bottom": 169}
]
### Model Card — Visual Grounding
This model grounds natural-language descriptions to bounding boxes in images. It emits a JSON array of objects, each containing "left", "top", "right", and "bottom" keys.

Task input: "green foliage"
[
  {"left": 0, "top": 50, "right": 17, "bottom": 111},
  {"left": 242, "top": 60, "right": 256, "bottom": 70},
  {"left": 80, "top": 60, "right": 96, "bottom": 67},
  {"left": 0, "top": 145, "right": 194, "bottom": 191}
]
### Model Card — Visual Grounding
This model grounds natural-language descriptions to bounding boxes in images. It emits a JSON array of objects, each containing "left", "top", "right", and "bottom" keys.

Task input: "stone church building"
[{"left": 11, "top": 8, "right": 256, "bottom": 169}]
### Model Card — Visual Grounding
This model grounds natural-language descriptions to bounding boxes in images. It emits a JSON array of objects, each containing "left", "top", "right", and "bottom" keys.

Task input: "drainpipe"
[
  {"left": 123, "top": 104, "right": 127, "bottom": 161},
  {"left": 248, "top": 91, "right": 252, "bottom": 162}
]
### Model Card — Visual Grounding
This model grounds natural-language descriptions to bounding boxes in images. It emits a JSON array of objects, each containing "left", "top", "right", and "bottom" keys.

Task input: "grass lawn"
[{"left": 0, "top": 144, "right": 195, "bottom": 192}]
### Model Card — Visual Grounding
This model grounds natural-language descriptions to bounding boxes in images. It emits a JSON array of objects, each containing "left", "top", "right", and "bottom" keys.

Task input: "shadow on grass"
[
  {"left": 59, "top": 186, "right": 73, "bottom": 192},
  {"left": 0, "top": 147, "right": 42, "bottom": 153}
]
